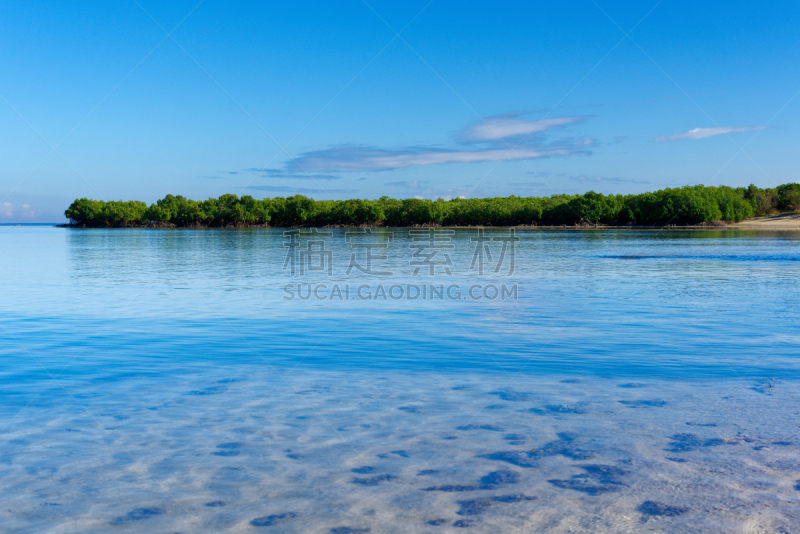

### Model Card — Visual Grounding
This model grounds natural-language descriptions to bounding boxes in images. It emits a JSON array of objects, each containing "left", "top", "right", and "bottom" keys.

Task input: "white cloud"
[
  {"left": 656, "top": 126, "right": 766, "bottom": 142},
  {"left": 244, "top": 168, "right": 342, "bottom": 180},
  {"left": 277, "top": 112, "right": 594, "bottom": 174},
  {"left": 385, "top": 180, "right": 429, "bottom": 189},
  {"left": 287, "top": 145, "right": 584, "bottom": 173},
  {"left": 0, "top": 202, "right": 39, "bottom": 219},
  {"left": 463, "top": 114, "right": 589, "bottom": 142},
  {"left": 570, "top": 175, "right": 648, "bottom": 184},
  {"left": 246, "top": 185, "right": 357, "bottom": 195}
]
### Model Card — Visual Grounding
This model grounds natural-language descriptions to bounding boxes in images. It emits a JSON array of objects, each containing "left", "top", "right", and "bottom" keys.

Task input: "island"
[{"left": 62, "top": 183, "right": 800, "bottom": 228}]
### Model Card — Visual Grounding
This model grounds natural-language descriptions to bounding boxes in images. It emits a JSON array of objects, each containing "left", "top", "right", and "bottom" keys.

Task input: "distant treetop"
[{"left": 64, "top": 183, "right": 800, "bottom": 228}]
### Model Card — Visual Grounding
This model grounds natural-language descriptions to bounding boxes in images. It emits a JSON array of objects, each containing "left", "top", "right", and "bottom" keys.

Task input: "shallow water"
[{"left": 1, "top": 227, "right": 799, "bottom": 533}]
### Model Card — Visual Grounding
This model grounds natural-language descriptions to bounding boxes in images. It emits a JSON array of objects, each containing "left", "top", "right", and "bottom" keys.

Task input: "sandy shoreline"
[{"left": 729, "top": 212, "right": 800, "bottom": 229}]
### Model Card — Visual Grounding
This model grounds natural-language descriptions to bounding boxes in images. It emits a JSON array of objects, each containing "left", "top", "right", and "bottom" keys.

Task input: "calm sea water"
[{"left": 1, "top": 226, "right": 799, "bottom": 533}]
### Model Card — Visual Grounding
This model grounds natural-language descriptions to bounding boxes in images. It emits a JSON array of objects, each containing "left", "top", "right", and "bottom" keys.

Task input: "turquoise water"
[{"left": 1, "top": 226, "right": 799, "bottom": 532}]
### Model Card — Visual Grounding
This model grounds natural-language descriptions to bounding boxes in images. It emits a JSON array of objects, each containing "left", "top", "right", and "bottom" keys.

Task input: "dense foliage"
[{"left": 65, "top": 183, "right": 800, "bottom": 227}]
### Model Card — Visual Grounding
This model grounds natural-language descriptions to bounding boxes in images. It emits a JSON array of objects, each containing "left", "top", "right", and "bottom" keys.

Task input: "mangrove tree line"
[{"left": 64, "top": 183, "right": 800, "bottom": 227}]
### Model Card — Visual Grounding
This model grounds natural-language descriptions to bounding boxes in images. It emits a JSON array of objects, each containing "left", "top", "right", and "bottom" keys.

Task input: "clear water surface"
[{"left": 1, "top": 226, "right": 799, "bottom": 533}]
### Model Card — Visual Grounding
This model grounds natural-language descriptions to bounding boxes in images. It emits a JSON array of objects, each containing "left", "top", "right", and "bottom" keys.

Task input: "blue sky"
[{"left": 1, "top": 1, "right": 798, "bottom": 221}]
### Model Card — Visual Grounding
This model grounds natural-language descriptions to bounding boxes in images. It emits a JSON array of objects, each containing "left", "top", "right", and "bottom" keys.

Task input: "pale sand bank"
[{"left": 732, "top": 212, "right": 800, "bottom": 229}]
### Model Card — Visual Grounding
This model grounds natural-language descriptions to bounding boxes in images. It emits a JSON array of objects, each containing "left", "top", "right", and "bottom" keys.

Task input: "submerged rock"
[
  {"left": 618, "top": 399, "right": 666, "bottom": 408},
  {"left": 480, "top": 432, "right": 595, "bottom": 466},
  {"left": 351, "top": 466, "right": 375, "bottom": 474},
  {"left": 548, "top": 464, "right": 627, "bottom": 495},
  {"left": 488, "top": 390, "right": 532, "bottom": 402},
  {"left": 109, "top": 507, "right": 164, "bottom": 525},
  {"left": 456, "top": 498, "right": 494, "bottom": 516},
  {"left": 376, "top": 450, "right": 410, "bottom": 459},
  {"left": 423, "top": 469, "right": 521, "bottom": 493},
  {"left": 350, "top": 474, "right": 397, "bottom": 486},
  {"left": 665, "top": 433, "right": 734, "bottom": 452},
  {"left": 479, "top": 470, "right": 520, "bottom": 488},
  {"left": 492, "top": 494, "right": 536, "bottom": 503},
  {"left": 423, "top": 485, "right": 479, "bottom": 492},
  {"left": 530, "top": 404, "right": 586, "bottom": 415},
  {"left": 456, "top": 494, "right": 537, "bottom": 516},
  {"left": 478, "top": 451, "right": 538, "bottom": 468},
  {"left": 548, "top": 478, "right": 620, "bottom": 495},
  {"left": 456, "top": 424, "right": 503, "bottom": 431},
  {"left": 416, "top": 469, "right": 439, "bottom": 476},
  {"left": 538, "top": 432, "right": 596, "bottom": 460},
  {"left": 186, "top": 386, "right": 227, "bottom": 396},
  {"left": 637, "top": 501, "right": 688, "bottom": 516},
  {"left": 251, "top": 512, "right": 297, "bottom": 527},
  {"left": 217, "top": 441, "right": 242, "bottom": 449},
  {"left": 213, "top": 442, "right": 241, "bottom": 457}
]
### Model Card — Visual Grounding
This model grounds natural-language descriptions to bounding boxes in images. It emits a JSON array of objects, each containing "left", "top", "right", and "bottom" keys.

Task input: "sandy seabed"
[{"left": 2, "top": 369, "right": 799, "bottom": 533}]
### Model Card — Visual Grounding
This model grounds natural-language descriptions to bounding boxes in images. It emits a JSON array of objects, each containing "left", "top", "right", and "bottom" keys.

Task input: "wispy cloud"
[
  {"left": 509, "top": 181, "right": 547, "bottom": 187},
  {"left": 510, "top": 173, "right": 647, "bottom": 188},
  {"left": 385, "top": 180, "right": 475, "bottom": 200},
  {"left": 462, "top": 113, "right": 590, "bottom": 142},
  {"left": 246, "top": 168, "right": 342, "bottom": 180},
  {"left": 275, "top": 112, "right": 593, "bottom": 174},
  {"left": 245, "top": 185, "right": 357, "bottom": 195},
  {"left": 656, "top": 126, "right": 766, "bottom": 142},
  {"left": 284, "top": 143, "right": 587, "bottom": 173},
  {"left": 385, "top": 180, "right": 430, "bottom": 189},
  {"left": 0, "top": 202, "right": 39, "bottom": 219},
  {"left": 570, "top": 175, "right": 649, "bottom": 184},
  {"left": 382, "top": 181, "right": 472, "bottom": 200}
]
